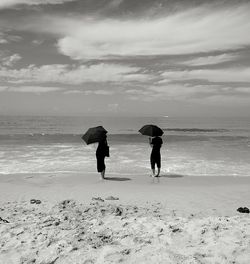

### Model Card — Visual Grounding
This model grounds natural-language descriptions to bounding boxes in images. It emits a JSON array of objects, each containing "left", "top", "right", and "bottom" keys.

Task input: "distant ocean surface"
[{"left": 0, "top": 115, "right": 250, "bottom": 176}]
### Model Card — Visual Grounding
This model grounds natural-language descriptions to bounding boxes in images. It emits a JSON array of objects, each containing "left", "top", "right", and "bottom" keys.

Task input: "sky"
[{"left": 0, "top": 0, "right": 250, "bottom": 116}]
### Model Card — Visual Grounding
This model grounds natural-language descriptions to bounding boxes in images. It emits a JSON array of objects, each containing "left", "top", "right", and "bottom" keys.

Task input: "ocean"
[{"left": 0, "top": 115, "right": 250, "bottom": 176}]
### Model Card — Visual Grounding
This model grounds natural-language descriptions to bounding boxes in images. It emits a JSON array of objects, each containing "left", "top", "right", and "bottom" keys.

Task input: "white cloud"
[
  {"left": 85, "top": 90, "right": 115, "bottom": 95},
  {"left": 147, "top": 85, "right": 198, "bottom": 99},
  {"left": 183, "top": 84, "right": 250, "bottom": 98},
  {"left": 0, "top": 0, "right": 77, "bottom": 9},
  {"left": 64, "top": 89, "right": 115, "bottom": 95},
  {"left": 24, "top": 4, "right": 250, "bottom": 59},
  {"left": 1, "top": 53, "right": 22, "bottom": 67},
  {"left": 0, "top": 31, "right": 22, "bottom": 43},
  {"left": 32, "top": 39, "right": 44, "bottom": 45},
  {"left": 0, "top": 32, "right": 7, "bottom": 43},
  {"left": 181, "top": 54, "right": 237, "bottom": 66},
  {"left": 162, "top": 68, "right": 250, "bottom": 83},
  {"left": 63, "top": 90, "right": 84, "bottom": 95},
  {"left": 0, "top": 39, "right": 8, "bottom": 44},
  {"left": 0, "top": 63, "right": 149, "bottom": 84},
  {"left": 127, "top": 83, "right": 250, "bottom": 102},
  {"left": 7, "top": 86, "right": 62, "bottom": 93}
]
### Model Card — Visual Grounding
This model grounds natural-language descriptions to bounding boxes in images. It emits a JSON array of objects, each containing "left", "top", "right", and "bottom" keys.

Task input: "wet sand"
[{"left": 0, "top": 173, "right": 250, "bottom": 215}]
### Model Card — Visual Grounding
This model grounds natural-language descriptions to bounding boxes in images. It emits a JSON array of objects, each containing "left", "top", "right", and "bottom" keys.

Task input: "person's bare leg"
[
  {"left": 155, "top": 168, "right": 160, "bottom": 177},
  {"left": 101, "top": 169, "right": 105, "bottom": 179},
  {"left": 151, "top": 168, "right": 155, "bottom": 177}
]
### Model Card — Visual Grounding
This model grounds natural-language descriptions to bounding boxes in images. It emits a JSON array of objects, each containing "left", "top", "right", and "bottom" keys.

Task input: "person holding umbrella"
[
  {"left": 149, "top": 135, "right": 163, "bottom": 177},
  {"left": 139, "top": 125, "right": 163, "bottom": 177},
  {"left": 96, "top": 134, "right": 109, "bottom": 179},
  {"left": 82, "top": 126, "right": 109, "bottom": 180}
]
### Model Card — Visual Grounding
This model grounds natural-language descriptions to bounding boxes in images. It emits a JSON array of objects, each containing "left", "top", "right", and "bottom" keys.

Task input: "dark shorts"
[
  {"left": 96, "top": 155, "right": 105, "bottom": 172},
  {"left": 150, "top": 152, "right": 161, "bottom": 169}
]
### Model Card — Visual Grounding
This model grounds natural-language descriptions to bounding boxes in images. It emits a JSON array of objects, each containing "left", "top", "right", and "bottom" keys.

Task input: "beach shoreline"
[{"left": 1, "top": 173, "right": 250, "bottom": 216}]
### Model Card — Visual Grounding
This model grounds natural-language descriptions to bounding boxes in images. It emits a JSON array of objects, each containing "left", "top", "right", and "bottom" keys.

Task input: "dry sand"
[{"left": 0, "top": 173, "right": 250, "bottom": 263}]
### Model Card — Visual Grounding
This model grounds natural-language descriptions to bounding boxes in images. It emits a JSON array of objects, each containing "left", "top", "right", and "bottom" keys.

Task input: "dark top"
[
  {"left": 151, "top": 136, "right": 163, "bottom": 153},
  {"left": 96, "top": 139, "right": 108, "bottom": 157}
]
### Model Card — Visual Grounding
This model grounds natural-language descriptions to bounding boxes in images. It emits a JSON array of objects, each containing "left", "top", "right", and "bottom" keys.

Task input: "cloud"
[
  {"left": 124, "top": 81, "right": 250, "bottom": 102},
  {"left": 140, "top": 84, "right": 203, "bottom": 101},
  {"left": 0, "top": 54, "right": 22, "bottom": 67},
  {"left": 0, "top": 31, "right": 22, "bottom": 44},
  {"left": 0, "top": 63, "right": 150, "bottom": 84},
  {"left": 32, "top": 39, "right": 44, "bottom": 45},
  {"left": 86, "top": 90, "right": 115, "bottom": 95},
  {"left": 182, "top": 84, "right": 250, "bottom": 99},
  {"left": 181, "top": 54, "right": 237, "bottom": 66},
  {"left": 161, "top": 68, "right": 250, "bottom": 83},
  {"left": 6, "top": 86, "right": 62, "bottom": 93},
  {"left": 0, "top": 32, "right": 8, "bottom": 44},
  {"left": 23, "top": 3, "right": 250, "bottom": 60},
  {"left": 63, "top": 90, "right": 84, "bottom": 94},
  {"left": 64, "top": 89, "right": 115, "bottom": 95},
  {"left": 0, "top": 0, "right": 77, "bottom": 9},
  {"left": 0, "top": 39, "right": 8, "bottom": 44}
]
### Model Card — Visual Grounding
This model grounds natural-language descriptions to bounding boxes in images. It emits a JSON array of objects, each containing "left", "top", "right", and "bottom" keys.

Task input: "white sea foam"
[{"left": 1, "top": 141, "right": 250, "bottom": 176}]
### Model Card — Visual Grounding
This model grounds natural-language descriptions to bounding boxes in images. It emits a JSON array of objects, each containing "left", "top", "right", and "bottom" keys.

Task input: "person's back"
[
  {"left": 150, "top": 136, "right": 163, "bottom": 177},
  {"left": 96, "top": 135, "right": 108, "bottom": 179},
  {"left": 96, "top": 139, "right": 107, "bottom": 157},
  {"left": 151, "top": 136, "right": 162, "bottom": 152}
]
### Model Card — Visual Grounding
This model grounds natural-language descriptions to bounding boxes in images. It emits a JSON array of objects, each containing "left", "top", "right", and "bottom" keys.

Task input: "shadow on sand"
[
  {"left": 160, "top": 173, "right": 184, "bottom": 178},
  {"left": 105, "top": 177, "right": 131, "bottom": 181}
]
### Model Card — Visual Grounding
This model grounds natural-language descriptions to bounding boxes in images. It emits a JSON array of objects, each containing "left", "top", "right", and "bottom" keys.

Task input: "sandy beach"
[
  {"left": 1, "top": 173, "right": 250, "bottom": 263},
  {"left": 1, "top": 0, "right": 250, "bottom": 262}
]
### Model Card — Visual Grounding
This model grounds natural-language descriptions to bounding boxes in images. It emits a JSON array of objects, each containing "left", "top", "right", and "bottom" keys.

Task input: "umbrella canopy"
[
  {"left": 82, "top": 126, "right": 107, "bottom": 145},
  {"left": 139, "top": 124, "right": 163, "bottom": 137}
]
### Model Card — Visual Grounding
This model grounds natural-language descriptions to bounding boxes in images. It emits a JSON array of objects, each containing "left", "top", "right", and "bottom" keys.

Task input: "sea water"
[{"left": 0, "top": 115, "right": 250, "bottom": 176}]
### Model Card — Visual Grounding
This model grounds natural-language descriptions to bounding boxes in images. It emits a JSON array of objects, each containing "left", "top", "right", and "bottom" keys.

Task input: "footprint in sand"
[{"left": 105, "top": 196, "right": 119, "bottom": 201}]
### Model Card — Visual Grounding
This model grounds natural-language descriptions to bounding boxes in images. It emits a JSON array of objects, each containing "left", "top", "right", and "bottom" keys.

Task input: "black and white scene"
[{"left": 0, "top": 0, "right": 250, "bottom": 263}]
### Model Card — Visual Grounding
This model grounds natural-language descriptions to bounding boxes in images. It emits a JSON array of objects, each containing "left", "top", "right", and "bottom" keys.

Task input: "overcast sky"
[{"left": 0, "top": 0, "right": 250, "bottom": 116}]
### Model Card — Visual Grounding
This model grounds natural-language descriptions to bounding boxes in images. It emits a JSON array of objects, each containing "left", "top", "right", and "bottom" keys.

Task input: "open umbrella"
[
  {"left": 82, "top": 126, "right": 107, "bottom": 145},
  {"left": 139, "top": 124, "right": 163, "bottom": 137}
]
